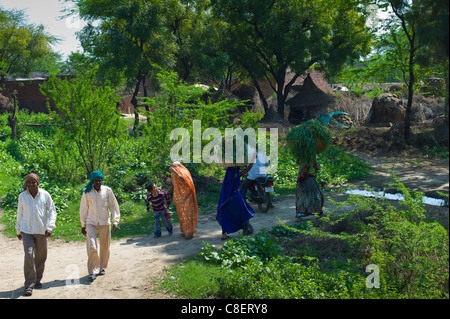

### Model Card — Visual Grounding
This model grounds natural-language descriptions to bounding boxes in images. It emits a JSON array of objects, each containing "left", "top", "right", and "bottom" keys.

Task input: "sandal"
[
  {"left": 24, "top": 287, "right": 33, "bottom": 296},
  {"left": 221, "top": 233, "right": 229, "bottom": 240}
]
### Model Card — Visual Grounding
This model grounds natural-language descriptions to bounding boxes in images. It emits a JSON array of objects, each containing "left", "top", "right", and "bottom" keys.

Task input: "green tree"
[
  {"left": 166, "top": 0, "right": 241, "bottom": 90},
  {"left": 0, "top": 7, "right": 58, "bottom": 81},
  {"left": 167, "top": 0, "right": 204, "bottom": 81},
  {"left": 210, "top": 0, "right": 372, "bottom": 120},
  {"left": 331, "top": 1, "right": 448, "bottom": 99},
  {"left": 380, "top": 0, "right": 420, "bottom": 142},
  {"left": 415, "top": 0, "right": 448, "bottom": 61},
  {"left": 0, "top": 7, "right": 59, "bottom": 140},
  {"left": 40, "top": 74, "right": 123, "bottom": 177},
  {"left": 415, "top": 0, "right": 449, "bottom": 119},
  {"left": 139, "top": 69, "right": 242, "bottom": 165},
  {"left": 32, "top": 50, "right": 64, "bottom": 76},
  {"left": 73, "top": 0, "right": 177, "bottom": 130},
  {"left": 60, "top": 51, "right": 97, "bottom": 76},
  {"left": 374, "top": 0, "right": 449, "bottom": 141}
]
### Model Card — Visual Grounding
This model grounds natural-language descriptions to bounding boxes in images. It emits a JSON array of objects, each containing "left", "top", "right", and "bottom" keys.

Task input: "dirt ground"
[
  {"left": 0, "top": 153, "right": 448, "bottom": 299},
  {"left": 349, "top": 151, "right": 449, "bottom": 198}
]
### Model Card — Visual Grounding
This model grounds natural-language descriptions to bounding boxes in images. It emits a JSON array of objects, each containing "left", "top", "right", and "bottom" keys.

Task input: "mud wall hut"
[{"left": 285, "top": 73, "right": 335, "bottom": 124}]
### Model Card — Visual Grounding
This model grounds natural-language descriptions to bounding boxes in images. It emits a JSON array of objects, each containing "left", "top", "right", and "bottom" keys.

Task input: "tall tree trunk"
[
  {"left": 404, "top": 58, "right": 414, "bottom": 142},
  {"left": 445, "top": 73, "right": 449, "bottom": 123},
  {"left": 391, "top": 2, "right": 416, "bottom": 143},
  {"left": 225, "top": 65, "right": 233, "bottom": 91},
  {"left": 248, "top": 75, "right": 269, "bottom": 113},
  {"left": 131, "top": 77, "right": 142, "bottom": 131},
  {"left": 403, "top": 26, "right": 416, "bottom": 143},
  {"left": 247, "top": 72, "right": 281, "bottom": 122},
  {"left": 8, "top": 114, "right": 17, "bottom": 139},
  {"left": 142, "top": 76, "right": 150, "bottom": 125},
  {"left": 275, "top": 70, "right": 287, "bottom": 119},
  {"left": 8, "top": 94, "right": 18, "bottom": 139},
  {"left": 240, "top": 59, "right": 279, "bottom": 121}
]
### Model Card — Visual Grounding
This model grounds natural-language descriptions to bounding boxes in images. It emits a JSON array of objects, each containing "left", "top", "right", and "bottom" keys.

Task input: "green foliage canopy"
[
  {"left": 40, "top": 74, "right": 123, "bottom": 177},
  {"left": 0, "top": 7, "right": 59, "bottom": 80},
  {"left": 210, "top": 0, "right": 372, "bottom": 118}
]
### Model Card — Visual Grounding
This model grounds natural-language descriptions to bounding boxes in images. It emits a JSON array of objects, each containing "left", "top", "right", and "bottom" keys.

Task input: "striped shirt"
[{"left": 145, "top": 191, "right": 170, "bottom": 212}]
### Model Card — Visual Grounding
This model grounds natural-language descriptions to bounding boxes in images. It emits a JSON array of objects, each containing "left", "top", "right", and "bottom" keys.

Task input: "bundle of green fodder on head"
[{"left": 286, "top": 119, "right": 331, "bottom": 165}]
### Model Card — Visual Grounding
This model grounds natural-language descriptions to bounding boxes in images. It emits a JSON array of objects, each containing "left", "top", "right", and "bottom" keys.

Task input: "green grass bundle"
[{"left": 286, "top": 119, "right": 331, "bottom": 165}]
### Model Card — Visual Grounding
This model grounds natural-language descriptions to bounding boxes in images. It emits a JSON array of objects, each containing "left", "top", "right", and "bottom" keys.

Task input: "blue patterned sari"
[{"left": 216, "top": 167, "right": 255, "bottom": 235}]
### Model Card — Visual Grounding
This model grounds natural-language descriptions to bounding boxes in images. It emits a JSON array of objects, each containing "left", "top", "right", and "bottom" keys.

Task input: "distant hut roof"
[{"left": 286, "top": 73, "right": 335, "bottom": 108}]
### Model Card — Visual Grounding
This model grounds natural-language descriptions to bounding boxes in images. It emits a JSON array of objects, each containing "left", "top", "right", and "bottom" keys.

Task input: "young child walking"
[{"left": 145, "top": 182, "right": 173, "bottom": 238}]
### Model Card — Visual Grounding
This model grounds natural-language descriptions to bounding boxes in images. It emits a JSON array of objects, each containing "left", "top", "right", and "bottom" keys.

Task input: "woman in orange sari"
[{"left": 168, "top": 162, "right": 198, "bottom": 239}]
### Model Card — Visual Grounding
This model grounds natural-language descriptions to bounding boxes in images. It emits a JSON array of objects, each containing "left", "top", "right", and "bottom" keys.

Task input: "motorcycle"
[{"left": 246, "top": 176, "right": 274, "bottom": 213}]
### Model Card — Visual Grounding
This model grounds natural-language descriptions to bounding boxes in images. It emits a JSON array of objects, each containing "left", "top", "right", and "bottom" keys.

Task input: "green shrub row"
[{"left": 162, "top": 178, "right": 448, "bottom": 299}]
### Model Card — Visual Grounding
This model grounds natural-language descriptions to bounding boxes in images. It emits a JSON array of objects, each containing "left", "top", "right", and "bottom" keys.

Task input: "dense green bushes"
[
  {"left": 161, "top": 177, "right": 448, "bottom": 299},
  {"left": 330, "top": 179, "right": 449, "bottom": 298},
  {"left": 199, "top": 232, "right": 369, "bottom": 299},
  {"left": 214, "top": 257, "right": 368, "bottom": 299}
]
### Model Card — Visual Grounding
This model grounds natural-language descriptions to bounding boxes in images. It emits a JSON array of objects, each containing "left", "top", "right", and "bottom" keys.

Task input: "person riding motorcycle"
[{"left": 239, "top": 147, "right": 269, "bottom": 199}]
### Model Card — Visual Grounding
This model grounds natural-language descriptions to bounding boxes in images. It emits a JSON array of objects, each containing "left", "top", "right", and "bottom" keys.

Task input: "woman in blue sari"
[{"left": 216, "top": 167, "right": 255, "bottom": 240}]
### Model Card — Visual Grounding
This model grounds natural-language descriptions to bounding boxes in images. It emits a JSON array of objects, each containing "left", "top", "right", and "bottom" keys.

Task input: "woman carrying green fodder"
[{"left": 286, "top": 120, "right": 330, "bottom": 221}]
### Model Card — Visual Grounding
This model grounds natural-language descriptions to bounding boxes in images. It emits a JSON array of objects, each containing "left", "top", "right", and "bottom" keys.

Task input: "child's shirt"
[{"left": 145, "top": 191, "right": 170, "bottom": 212}]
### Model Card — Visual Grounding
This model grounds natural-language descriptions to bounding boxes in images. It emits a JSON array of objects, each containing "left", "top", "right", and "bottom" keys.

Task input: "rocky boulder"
[
  {"left": 0, "top": 93, "right": 12, "bottom": 113},
  {"left": 367, "top": 93, "right": 405, "bottom": 124}
]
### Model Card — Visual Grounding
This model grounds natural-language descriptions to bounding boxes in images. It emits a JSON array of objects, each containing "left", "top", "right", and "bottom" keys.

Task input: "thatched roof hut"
[{"left": 285, "top": 74, "right": 335, "bottom": 124}]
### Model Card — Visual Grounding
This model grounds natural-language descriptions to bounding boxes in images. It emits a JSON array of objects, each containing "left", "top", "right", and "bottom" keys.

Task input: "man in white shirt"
[
  {"left": 239, "top": 148, "right": 269, "bottom": 199},
  {"left": 79, "top": 170, "right": 120, "bottom": 282},
  {"left": 15, "top": 172, "right": 57, "bottom": 296}
]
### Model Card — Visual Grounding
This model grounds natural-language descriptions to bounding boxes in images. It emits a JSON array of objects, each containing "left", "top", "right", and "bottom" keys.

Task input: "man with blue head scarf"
[
  {"left": 84, "top": 170, "right": 104, "bottom": 193},
  {"left": 79, "top": 170, "right": 120, "bottom": 282}
]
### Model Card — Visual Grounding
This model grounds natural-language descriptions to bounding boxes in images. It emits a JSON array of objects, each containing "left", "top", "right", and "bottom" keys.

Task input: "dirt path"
[
  {"left": 0, "top": 154, "right": 448, "bottom": 299},
  {"left": 0, "top": 195, "right": 298, "bottom": 299}
]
